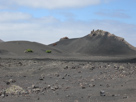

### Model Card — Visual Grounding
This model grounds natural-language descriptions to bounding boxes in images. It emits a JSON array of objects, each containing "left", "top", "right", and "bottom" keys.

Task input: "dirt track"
[{"left": 0, "top": 59, "right": 136, "bottom": 102}]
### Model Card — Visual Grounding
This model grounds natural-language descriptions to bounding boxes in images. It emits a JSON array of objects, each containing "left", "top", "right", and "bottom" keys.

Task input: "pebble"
[
  {"left": 100, "top": 90, "right": 106, "bottom": 96},
  {"left": 119, "top": 66, "right": 124, "bottom": 70},
  {"left": 5, "top": 79, "right": 16, "bottom": 85},
  {"left": 51, "top": 87, "right": 55, "bottom": 91},
  {"left": 1, "top": 94, "right": 5, "bottom": 98},
  {"left": 123, "top": 96, "right": 128, "bottom": 99},
  {"left": 39, "top": 77, "right": 44, "bottom": 80},
  {"left": 66, "top": 95, "right": 70, "bottom": 97},
  {"left": 90, "top": 79, "right": 95, "bottom": 82},
  {"left": 64, "top": 66, "right": 68, "bottom": 69},
  {"left": 47, "top": 85, "right": 51, "bottom": 88},
  {"left": 32, "top": 88, "right": 41, "bottom": 92},
  {"left": 90, "top": 66, "right": 95, "bottom": 70},
  {"left": 89, "top": 84, "right": 95, "bottom": 87}
]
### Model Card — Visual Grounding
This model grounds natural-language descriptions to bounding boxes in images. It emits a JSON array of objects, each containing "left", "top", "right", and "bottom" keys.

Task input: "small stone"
[
  {"left": 9, "top": 79, "right": 16, "bottom": 83},
  {"left": 55, "top": 73, "right": 59, "bottom": 77},
  {"left": 119, "top": 66, "right": 124, "bottom": 70},
  {"left": 6, "top": 82, "right": 10, "bottom": 85},
  {"left": 1, "top": 94, "right": 5, "bottom": 98},
  {"left": 51, "top": 87, "right": 55, "bottom": 91},
  {"left": 90, "top": 79, "right": 95, "bottom": 82},
  {"left": 112, "top": 94, "right": 115, "bottom": 97},
  {"left": 78, "top": 71, "right": 81, "bottom": 73},
  {"left": 66, "top": 95, "right": 70, "bottom": 97},
  {"left": 32, "top": 85, "right": 39, "bottom": 89},
  {"left": 100, "top": 84, "right": 103, "bottom": 86},
  {"left": 18, "top": 62, "right": 22, "bottom": 66},
  {"left": 89, "top": 84, "right": 95, "bottom": 87},
  {"left": 82, "top": 86, "right": 86, "bottom": 89},
  {"left": 5, "top": 79, "right": 16, "bottom": 85},
  {"left": 64, "top": 66, "right": 68, "bottom": 69},
  {"left": 47, "top": 85, "right": 51, "bottom": 88},
  {"left": 100, "top": 90, "right": 105, "bottom": 96},
  {"left": 122, "top": 71, "right": 126, "bottom": 74},
  {"left": 90, "top": 66, "right": 95, "bottom": 70},
  {"left": 39, "top": 77, "right": 44, "bottom": 80},
  {"left": 54, "top": 86, "right": 59, "bottom": 89},
  {"left": 123, "top": 96, "right": 128, "bottom": 99},
  {"left": 33, "top": 88, "right": 41, "bottom": 92},
  {"left": 72, "top": 66, "right": 76, "bottom": 69}
]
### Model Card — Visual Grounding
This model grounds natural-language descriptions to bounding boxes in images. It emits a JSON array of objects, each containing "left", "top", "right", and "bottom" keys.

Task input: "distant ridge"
[
  {"left": 0, "top": 39, "right": 4, "bottom": 42},
  {"left": 0, "top": 41, "right": 62, "bottom": 57},
  {"left": 50, "top": 29, "right": 136, "bottom": 56}
]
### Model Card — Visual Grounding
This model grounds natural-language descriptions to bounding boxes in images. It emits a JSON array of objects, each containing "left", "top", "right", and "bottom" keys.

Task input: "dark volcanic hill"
[
  {"left": 49, "top": 30, "right": 136, "bottom": 56},
  {"left": 0, "top": 41, "right": 62, "bottom": 57}
]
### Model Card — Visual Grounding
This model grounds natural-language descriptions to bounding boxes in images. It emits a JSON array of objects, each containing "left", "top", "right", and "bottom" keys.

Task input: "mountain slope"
[
  {"left": 0, "top": 41, "right": 62, "bottom": 57},
  {"left": 49, "top": 30, "right": 136, "bottom": 56},
  {"left": 0, "top": 39, "right": 4, "bottom": 42}
]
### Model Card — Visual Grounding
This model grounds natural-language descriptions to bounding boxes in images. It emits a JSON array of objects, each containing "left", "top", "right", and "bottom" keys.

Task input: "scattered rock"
[
  {"left": 55, "top": 73, "right": 59, "bottom": 77},
  {"left": 66, "top": 95, "right": 70, "bottom": 97},
  {"left": 60, "top": 37, "right": 69, "bottom": 40},
  {"left": 0, "top": 90, "right": 7, "bottom": 98},
  {"left": 51, "top": 87, "right": 56, "bottom": 91},
  {"left": 47, "top": 85, "right": 51, "bottom": 89},
  {"left": 18, "top": 62, "right": 23, "bottom": 66},
  {"left": 119, "top": 66, "right": 125, "bottom": 70},
  {"left": 81, "top": 86, "right": 86, "bottom": 89},
  {"left": 39, "top": 77, "right": 44, "bottom": 80},
  {"left": 100, "top": 90, "right": 106, "bottom": 96},
  {"left": 78, "top": 71, "right": 81, "bottom": 73},
  {"left": 90, "top": 66, "right": 95, "bottom": 70},
  {"left": 90, "top": 79, "right": 95, "bottom": 82},
  {"left": 123, "top": 96, "right": 128, "bottom": 99},
  {"left": 32, "top": 85, "right": 39, "bottom": 89},
  {"left": 4, "top": 79, "right": 16, "bottom": 85},
  {"left": 106, "top": 84, "right": 110, "bottom": 88},
  {"left": 89, "top": 84, "right": 95, "bottom": 87},
  {"left": 72, "top": 66, "right": 76, "bottom": 69},
  {"left": 64, "top": 65, "right": 68, "bottom": 69},
  {"left": 32, "top": 88, "right": 41, "bottom": 93}
]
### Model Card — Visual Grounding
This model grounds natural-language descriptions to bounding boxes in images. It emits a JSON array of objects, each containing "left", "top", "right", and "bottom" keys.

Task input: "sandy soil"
[{"left": 0, "top": 59, "right": 136, "bottom": 102}]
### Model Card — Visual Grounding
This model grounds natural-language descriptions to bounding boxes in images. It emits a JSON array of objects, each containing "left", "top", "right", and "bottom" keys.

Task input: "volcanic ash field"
[{"left": 0, "top": 30, "right": 136, "bottom": 102}]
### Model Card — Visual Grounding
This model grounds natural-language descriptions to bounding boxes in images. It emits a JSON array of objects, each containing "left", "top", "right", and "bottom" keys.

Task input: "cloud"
[
  {"left": 0, "top": 0, "right": 111, "bottom": 9},
  {"left": 0, "top": 12, "right": 135, "bottom": 47},
  {"left": 0, "top": 12, "right": 31, "bottom": 22},
  {"left": 95, "top": 10, "right": 130, "bottom": 19}
]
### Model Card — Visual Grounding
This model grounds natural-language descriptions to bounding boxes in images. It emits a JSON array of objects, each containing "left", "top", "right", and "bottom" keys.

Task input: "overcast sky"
[{"left": 0, "top": 0, "right": 136, "bottom": 46}]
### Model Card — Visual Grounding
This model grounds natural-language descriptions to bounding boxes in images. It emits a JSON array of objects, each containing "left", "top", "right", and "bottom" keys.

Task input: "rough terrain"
[{"left": 0, "top": 59, "right": 136, "bottom": 102}]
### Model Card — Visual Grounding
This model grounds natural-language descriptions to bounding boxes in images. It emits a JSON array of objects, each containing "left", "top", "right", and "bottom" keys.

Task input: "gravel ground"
[{"left": 0, "top": 59, "right": 136, "bottom": 102}]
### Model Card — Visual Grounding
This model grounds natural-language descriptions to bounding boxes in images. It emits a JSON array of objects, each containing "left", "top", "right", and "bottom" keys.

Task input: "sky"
[{"left": 0, "top": 0, "right": 136, "bottom": 46}]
